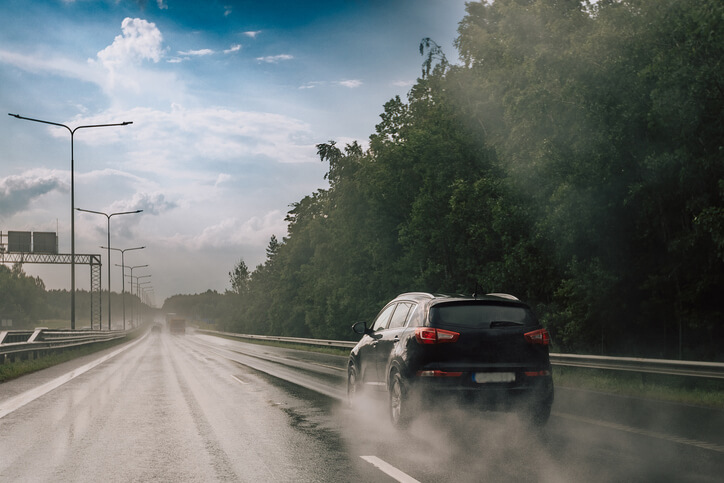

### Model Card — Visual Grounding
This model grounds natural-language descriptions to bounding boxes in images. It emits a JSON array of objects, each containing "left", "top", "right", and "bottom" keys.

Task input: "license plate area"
[{"left": 472, "top": 372, "right": 515, "bottom": 383}]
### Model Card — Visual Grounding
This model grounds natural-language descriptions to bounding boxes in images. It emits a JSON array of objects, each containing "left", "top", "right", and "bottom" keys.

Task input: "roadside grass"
[
  {"left": 553, "top": 366, "right": 724, "bottom": 410},
  {"left": 37, "top": 319, "right": 73, "bottom": 329},
  {"left": 37, "top": 319, "right": 94, "bottom": 329},
  {"left": 0, "top": 327, "right": 146, "bottom": 384}
]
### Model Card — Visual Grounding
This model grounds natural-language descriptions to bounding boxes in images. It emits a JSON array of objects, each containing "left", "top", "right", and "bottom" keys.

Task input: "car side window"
[
  {"left": 372, "top": 304, "right": 396, "bottom": 331},
  {"left": 405, "top": 303, "right": 418, "bottom": 327},
  {"left": 388, "top": 303, "right": 413, "bottom": 329}
]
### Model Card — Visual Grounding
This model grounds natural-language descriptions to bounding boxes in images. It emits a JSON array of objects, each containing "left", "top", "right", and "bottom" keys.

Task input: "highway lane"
[
  {"left": 2, "top": 330, "right": 723, "bottom": 482},
  {"left": 0, "top": 332, "right": 386, "bottom": 482},
  {"left": 188, "top": 332, "right": 724, "bottom": 482}
]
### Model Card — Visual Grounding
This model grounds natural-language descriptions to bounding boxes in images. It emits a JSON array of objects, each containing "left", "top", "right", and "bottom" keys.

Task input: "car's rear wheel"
[
  {"left": 347, "top": 363, "right": 361, "bottom": 407},
  {"left": 389, "top": 371, "right": 413, "bottom": 428},
  {"left": 523, "top": 395, "right": 552, "bottom": 427}
]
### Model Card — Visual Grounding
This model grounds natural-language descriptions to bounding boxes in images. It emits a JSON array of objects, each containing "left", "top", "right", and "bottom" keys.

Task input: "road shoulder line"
[{"left": 0, "top": 335, "right": 145, "bottom": 419}]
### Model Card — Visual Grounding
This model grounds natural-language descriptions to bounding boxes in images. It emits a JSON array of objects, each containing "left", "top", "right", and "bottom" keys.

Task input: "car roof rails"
[{"left": 485, "top": 293, "right": 519, "bottom": 301}]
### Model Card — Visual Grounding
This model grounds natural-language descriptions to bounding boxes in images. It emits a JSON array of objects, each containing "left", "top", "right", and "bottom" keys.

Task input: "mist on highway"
[{"left": 335, "top": 388, "right": 720, "bottom": 482}]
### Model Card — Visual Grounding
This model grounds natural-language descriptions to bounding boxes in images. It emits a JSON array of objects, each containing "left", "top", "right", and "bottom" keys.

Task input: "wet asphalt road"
[
  {"left": 0, "top": 332, "right": 380, "bottom": 482},
  {"left": 1, "top": 330, "right": 723, "bottom": 482}
]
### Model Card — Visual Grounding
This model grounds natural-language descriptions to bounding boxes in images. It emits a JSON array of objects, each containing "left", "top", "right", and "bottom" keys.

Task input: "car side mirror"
[{"left": 352, "top": 321, "right": 369, "bottom": 335}]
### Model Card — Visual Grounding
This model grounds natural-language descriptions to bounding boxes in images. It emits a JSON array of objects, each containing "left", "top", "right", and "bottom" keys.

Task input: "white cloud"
[
  {"left": 0, "top": 48, "right": 100, "bottom": 84},
  {"left": 126, "top": 192, "right": 177, "bottom": 216},
  {"left": 178, "top": 49, "right": 214, "bottom": 56},
  {"left": 337, "top": 79, "right": 362, "bottom": 88},
  {"left": 77, "top": 168, "right": 140, "bottom": 185},
  {"left": 0, "top": 170, "right": 68, "bottom": 217},
  {"left": 299, "top": 79, "right": 363, "bottom": 89},
  {"left": 91, "top": 18, "right": 172, "bottom": 96},
  {"left": 299, "top": 81, "right": 324, "bottom": 90},
  {"left": 244, "top": 31, "right": 261, "bottom": 38},
  {"left": 256, "top": 54, "right": 293, "bottom": 64},
  {"left": 76, "top": 105, "right": 318, "bottom": 181},
  {"left": 169, "top": 211, "right": 286, "bottom": 251},
  {"left": 224, "top": 44, "right": 241, "bottom": 54},
  {"left": 96, "top": 18, "right": 164, "bottom": 67},
  {"left": 214, "top": 173, "right": 232, "bottom": 187},
  {"left": 1, "top": 18, "right": 176, "bottom": 103}
]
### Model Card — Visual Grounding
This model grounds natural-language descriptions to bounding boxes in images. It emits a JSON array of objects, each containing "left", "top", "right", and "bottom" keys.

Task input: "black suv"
[{"left": 347, "top": 292, "right": 553, "bottom": 427}]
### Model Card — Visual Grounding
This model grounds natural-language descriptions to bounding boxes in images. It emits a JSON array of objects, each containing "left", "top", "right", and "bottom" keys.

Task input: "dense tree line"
[
  {"left": 0, "top": 263, "right": 156, "bottom": 328},
  {"left": 219, "top": 0, "right": 722, "bottom": 359},
  {"left": 0, "top": 264, "right": 46, "bottom": 326},
  {"left": 162, "top": 290, "right": 227, "bottom": 324}
]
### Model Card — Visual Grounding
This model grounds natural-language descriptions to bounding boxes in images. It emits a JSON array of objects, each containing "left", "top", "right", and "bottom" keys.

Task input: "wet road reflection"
[{"left": 0, "top": 332, "right": 379, "bottom": 482}]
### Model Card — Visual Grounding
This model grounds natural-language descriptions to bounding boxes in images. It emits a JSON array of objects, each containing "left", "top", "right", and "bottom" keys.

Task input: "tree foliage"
[
  {"left": 0, "top": 264, "right": 45, "bottom": 327},
  {"left": 214, "top": 0, "right": 722, "bottom": 358}
]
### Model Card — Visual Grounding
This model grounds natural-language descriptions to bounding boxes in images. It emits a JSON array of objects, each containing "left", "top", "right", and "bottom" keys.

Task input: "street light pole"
[
  {"left": 109, "top": 246, "right": 144, "bottom": 331},
  {"left": 136, "top": 275, "right": 152, "bottom": 326},
  {"left": 142, "top": 287, "right": 155, "bottom": 308},
  {"left": 9, "top": 113, "right": 132, "bottom": 330},
  {"left": 122, "top": 265, "right": 148, "bottom": 328},
  {"left": 78, "top": 208, "right": 142, "bottom": 330}
]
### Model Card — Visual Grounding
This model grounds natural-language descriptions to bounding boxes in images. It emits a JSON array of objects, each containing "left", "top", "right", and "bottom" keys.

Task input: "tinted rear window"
[{"left": 429, "top": 302, "right": 536, "bottom": 329}]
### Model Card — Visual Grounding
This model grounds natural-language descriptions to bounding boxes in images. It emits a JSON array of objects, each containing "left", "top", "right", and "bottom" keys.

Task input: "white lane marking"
[
  {"left": 360, "top": 456, "right": 421, "bottom": 483},
  {"left": 230, "top": 374, "right": 249, "bottom": 385},
  {"left": 0, "top": 335, "right": 145, "bottom": 419},
  {"left": 554, "top": 411, "right": 724, "bottom": 453}
]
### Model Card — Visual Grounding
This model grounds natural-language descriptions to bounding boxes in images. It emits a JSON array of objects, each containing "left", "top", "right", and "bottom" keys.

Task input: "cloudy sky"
[{"left": 0, "top": 0, "right": 468, "bottom": 305}]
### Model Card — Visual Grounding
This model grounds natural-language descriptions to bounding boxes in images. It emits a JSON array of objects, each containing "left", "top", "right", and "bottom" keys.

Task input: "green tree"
[
  {"left": 221, "top": 0, "right": 723, "bottom": 359},
  {"left": 0, "top": 264, "right": 46, "bottom": 327},
  {"left": 228, "top": 259, "right": 250, "bottom": 296}
]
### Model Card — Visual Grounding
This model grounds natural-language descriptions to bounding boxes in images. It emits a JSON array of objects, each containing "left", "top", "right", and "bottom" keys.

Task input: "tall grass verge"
[{"left": 553, "top": 366, "right": 724, "bottom": 409}]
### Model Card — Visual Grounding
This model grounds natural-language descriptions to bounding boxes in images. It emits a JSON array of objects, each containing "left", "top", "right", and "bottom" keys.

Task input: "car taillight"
[
  {"left": 415, "top": 327, "right": 460, "bottom": 344},
  {"left": 417, "top": 370, "right": 463, "bottom": 377},
  {"left": 524, "top": 328, "right": 550, "bottom": 345},
  {"left": 524, "top": 370, "right": 551, "bottom": 377}
]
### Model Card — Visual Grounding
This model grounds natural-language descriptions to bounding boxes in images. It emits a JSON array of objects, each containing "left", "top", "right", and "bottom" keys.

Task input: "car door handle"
[{"left": 392, "top": 336, "right": 400, "bottom": 343}]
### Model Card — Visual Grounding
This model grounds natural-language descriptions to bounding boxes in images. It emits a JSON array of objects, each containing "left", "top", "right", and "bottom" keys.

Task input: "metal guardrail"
[
  {"left": 197, "top": 329, "right": 724, "bottom": 380},
  {"left": 549, "top": 353, "right": 724, "bottom": 379},
  {"left": 0, "top": 328, "right": 127, "bottom": 363},
  {"left": 6, "top": 327, "right": 721, "bottom": 379},
  {"left": 197, "top": 329, "right": 357, "bottom": 349}
]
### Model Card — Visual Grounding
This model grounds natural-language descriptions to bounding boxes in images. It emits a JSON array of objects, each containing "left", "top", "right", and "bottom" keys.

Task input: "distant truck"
[{"left": 166, "top": 313, "right": 186, "bottom": 334}]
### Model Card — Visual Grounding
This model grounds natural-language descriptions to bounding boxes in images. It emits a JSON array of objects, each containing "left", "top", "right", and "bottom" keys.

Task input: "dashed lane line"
[
  {"left": 360, "top": 455, "right": 421, "bottom": 483},
  {"left": 230, "top": 374, "right": 249, "bottom": 384}
]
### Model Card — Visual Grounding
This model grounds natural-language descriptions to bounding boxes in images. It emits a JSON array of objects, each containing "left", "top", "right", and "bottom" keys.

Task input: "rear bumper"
[{"left": 411, "top": 372, "right": 554, "bottom": 410}]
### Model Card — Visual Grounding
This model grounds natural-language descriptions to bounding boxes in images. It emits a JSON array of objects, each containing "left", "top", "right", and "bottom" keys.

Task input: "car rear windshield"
[{"left": 429, "top": 302, "right": 537, "bottom": 329}]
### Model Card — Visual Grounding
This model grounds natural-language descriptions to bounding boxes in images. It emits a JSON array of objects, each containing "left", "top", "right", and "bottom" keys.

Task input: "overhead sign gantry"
[{"left": 0, "top": 231, "right": 102, "bottom": 329}]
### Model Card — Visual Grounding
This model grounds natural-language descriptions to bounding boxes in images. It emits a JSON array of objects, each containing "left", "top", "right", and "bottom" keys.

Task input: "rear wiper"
[{"left": 490, "top": 320, "right": 524, "bottom": 327}]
